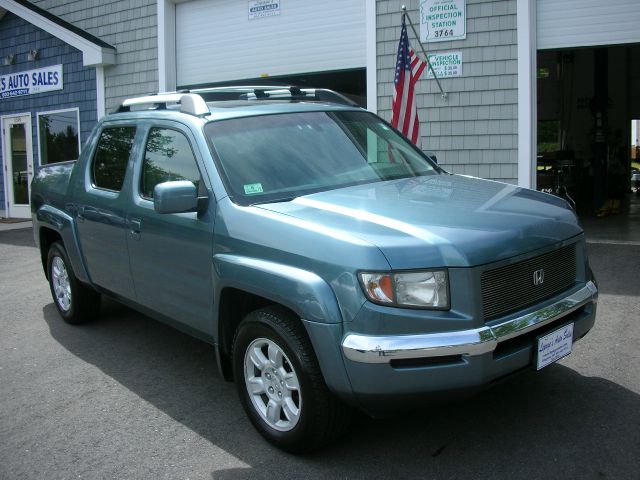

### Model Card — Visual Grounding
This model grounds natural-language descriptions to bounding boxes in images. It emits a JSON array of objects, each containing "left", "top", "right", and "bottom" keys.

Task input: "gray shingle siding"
[
  {"left": 0, "top": 12, "right": 97, "bottom": 210},
  {"left": 31, "top": 0, "right": 158, "bottom": 113},
  {"left": 376, "top": 0, "right": 518, "bottom": 183}
]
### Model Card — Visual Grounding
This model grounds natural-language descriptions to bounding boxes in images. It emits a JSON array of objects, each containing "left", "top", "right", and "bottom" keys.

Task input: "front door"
[
  {"left": 2, "top": 114, "right": 33, "bottom": 218},
  {"left": 126, "top": 122, "right": 215, "bottom": 334}
]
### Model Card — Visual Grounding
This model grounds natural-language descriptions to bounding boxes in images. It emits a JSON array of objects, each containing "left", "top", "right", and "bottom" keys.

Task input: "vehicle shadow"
[
  {"left": 43, "top": 299, "right": 640, "bottom": 480},
  {"left": 0, "top": 227, "right": 35, "bottom": 247}
]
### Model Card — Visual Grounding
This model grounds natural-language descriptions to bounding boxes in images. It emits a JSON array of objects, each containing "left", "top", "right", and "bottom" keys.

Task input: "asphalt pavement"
[{"left": 1, "top": 227, "right": 639, "bottom": 479}]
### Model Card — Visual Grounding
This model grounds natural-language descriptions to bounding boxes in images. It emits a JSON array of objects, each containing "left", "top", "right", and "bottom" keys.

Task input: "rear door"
[
  {"left": 73, "top": 123, "right": 138, "bottom": 299},
  {"left": 126, "top": 121, "right": 215, "bottom": 334}
]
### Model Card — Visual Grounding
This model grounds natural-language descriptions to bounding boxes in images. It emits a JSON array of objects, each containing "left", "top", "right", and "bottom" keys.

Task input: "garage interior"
[
  {"left": 177, "top": 68, "right": 367, "bottom": 108},
  {"left": 536, "top": 44, "right": 640, "bottom": 227}
]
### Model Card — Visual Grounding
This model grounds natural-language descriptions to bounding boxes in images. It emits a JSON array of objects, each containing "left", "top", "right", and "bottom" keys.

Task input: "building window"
[{"left": 37, "top": 109, "right": 81, "bottom": 165}]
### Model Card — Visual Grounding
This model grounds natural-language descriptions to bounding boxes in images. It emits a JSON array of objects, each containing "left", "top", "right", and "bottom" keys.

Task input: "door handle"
[
  {"left": 130, "top": 218, "right": 142, "bottom": 240},
  {"left": 130, "top": 218, "right": 141, "bottom": 232},
  {"left": 76, "top": 205, "right": 85, "bottom": 222}
]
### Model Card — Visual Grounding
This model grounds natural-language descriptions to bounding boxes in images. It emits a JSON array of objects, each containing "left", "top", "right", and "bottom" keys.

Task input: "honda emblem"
[{"left": 533, "top": 269, "right": 545, "bottom": 286}]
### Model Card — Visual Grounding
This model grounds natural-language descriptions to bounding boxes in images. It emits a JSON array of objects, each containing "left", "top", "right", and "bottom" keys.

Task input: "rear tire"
[
  {"left": 232, "top": 306, "right": 351, "bottom": 453},
  {"left": 47, "top": 241, "right": 100, "bottom": 324}
]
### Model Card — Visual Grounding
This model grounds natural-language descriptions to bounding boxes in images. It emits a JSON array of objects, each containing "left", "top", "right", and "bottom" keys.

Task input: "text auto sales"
[{"left": 0, "top": 65, "right": 63, "bottom": 99}]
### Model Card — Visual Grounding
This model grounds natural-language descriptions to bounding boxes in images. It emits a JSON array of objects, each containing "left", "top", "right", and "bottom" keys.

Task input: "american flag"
[{"left": 391, "top": 19, "right": 427, "bottom": 146}]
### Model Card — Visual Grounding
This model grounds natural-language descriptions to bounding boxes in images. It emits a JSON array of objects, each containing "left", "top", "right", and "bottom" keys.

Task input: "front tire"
[
  {"left": 47, "top": 242, "right": 100, "bottom": 324},
  {"left": 232, "top": 306, "right": 351, "bottom": 453}
]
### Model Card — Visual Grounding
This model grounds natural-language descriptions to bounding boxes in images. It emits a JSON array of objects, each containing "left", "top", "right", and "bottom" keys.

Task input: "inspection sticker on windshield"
[
  {"left": 536, "top": 323, "right": 573, "bottom": 370},
  {"left": 244, "top": 183, "right": 264, "bottom": 195}
]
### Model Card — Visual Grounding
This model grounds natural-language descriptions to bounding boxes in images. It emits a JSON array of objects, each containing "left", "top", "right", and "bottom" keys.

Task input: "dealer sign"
[
  {"left": 0, "top": 64, "right": 63, "bottom": 100},
  {"left": 248, "top": 0, "right": 280, "bottom": 20}
]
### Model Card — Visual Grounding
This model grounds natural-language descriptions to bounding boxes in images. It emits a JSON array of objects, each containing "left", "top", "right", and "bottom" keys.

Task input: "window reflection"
[
  {"left": 141, "top": 128, "right": 201, "bottom": 199},
  {"left": 92, "top": 127, "right": 136, "bottom": 192},
  {"left": 10, "top": 123, "right": 28, "bottom": 205},
  {"left": 38, "top": 110, "right": 80, "bottom": 165}
]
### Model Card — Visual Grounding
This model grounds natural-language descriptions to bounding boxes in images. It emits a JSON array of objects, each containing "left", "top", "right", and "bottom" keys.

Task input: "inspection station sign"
[
  {"left": 420, "top": 0, "right": 466, "bottom": 43},
  {"left": 0, "top": 64, "right": 63, "bottom": 100},
  {"left": 426, "top": 51, "right": 463, "bottom": 78},
  {"left": 248, "top": 0, "right": 280, "bottom": 20}
]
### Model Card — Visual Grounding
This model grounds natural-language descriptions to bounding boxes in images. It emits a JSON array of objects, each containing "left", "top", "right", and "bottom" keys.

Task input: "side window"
[
  {"left": 140, "top": 127, "right": 201, "bottom": 199},
  {"left": 92, "top": 126, "right": 136, "bottom": 192}
]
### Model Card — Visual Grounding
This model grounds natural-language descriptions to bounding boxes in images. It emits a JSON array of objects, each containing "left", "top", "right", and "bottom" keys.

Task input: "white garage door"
[
  {"left": 175, "top": 0, "right": 366, "bottom": 87},
  {"left": 537, "top": 0, "right": 640, "bottom": 50}
]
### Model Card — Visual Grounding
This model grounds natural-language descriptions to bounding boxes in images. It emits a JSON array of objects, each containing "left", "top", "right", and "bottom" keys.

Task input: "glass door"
[{"left": 2, "top": 114, "right": 33, "bottom": 218}]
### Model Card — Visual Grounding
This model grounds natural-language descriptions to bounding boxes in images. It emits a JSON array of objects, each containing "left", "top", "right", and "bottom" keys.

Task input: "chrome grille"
[{"left": 481, "top": 244, "right": 577, "bottom": 321}]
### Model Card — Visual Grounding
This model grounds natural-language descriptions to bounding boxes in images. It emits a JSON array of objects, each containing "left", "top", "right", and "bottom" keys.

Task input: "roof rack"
[
  {"left": 114, "top": 86, "right": 360, "bottom": 116},
  {"left": 192, "top": 86, "right": 360, "bottom": 107},
  {"left": 116, "top": 92, "right": 209, "bottom": 116}
]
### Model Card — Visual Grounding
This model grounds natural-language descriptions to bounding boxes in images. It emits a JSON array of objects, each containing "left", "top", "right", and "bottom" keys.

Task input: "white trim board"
[
  {"left": 517, "top": 0, "right": 536, "bottom": 189},
  {"left": 365, "top": 0, "right": 377, "bottom": 113},
  {"left": 96, "top": 66, "right": 106, "bottom": 119},
  {"left": 157, "top": 0, "right": 177, "bottom": 93}
]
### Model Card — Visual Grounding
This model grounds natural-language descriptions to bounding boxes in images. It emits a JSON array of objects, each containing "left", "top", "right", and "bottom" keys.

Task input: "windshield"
[{"left": 204, "top": 110, "right": 440, "bottom": 205}]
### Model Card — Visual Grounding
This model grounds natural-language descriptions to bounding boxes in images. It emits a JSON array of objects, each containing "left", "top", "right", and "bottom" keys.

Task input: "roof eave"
[{"left": 0, "top": 0, "right": 116, "bottom": 67}]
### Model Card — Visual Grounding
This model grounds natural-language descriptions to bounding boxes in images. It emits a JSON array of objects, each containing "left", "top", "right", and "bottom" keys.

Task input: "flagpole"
[{"left": 401, "top": 5, "right": 448, "bottom": 100}]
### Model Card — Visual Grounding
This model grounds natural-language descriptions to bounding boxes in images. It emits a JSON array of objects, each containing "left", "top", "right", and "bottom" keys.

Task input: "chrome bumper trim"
[{"left": 342, "top": 281, "right": 598, "bottom": 364}]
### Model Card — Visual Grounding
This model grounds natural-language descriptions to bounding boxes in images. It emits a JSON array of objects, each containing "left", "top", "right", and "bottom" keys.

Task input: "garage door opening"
[
  {"left": 177, "top": 67, "right": 367, "bottom": 108},
  {"left": 536, "top": 44, "right": 640, "bottom": 226}
]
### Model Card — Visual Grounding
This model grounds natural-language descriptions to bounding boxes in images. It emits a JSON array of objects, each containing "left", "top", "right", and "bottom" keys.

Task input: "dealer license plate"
[{"left": 536, "top": 323, "right": 574, "bottom": 370}]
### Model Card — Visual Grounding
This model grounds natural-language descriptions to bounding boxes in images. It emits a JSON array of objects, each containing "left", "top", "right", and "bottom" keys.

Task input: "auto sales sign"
[{"left": 0, "top": 64, "right": 63, "bottom": 99}]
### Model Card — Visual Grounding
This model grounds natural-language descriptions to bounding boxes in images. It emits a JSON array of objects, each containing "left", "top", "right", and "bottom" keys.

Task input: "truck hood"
[{"left": 254, "top": 175, "right": 582, "bottom": 268}]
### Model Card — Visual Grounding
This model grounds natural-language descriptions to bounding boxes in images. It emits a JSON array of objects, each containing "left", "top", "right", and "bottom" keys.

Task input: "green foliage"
[
  {"left": 537, "top": 120, "right": 560, "bottom": 153},
  {"left": 39, "top": 114, "right": 79, "bottom": 165},
  {"left": 93, "top": 127, "right": 136, "bottom": 191}
]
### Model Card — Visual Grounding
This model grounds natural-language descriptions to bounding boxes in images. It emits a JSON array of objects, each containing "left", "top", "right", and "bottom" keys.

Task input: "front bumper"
[
  {"left": 339, "top": 281, "right": 598, "bottom": 414},
  {"left": 343, "top": 281, "right": 597, "bottom": 363}
]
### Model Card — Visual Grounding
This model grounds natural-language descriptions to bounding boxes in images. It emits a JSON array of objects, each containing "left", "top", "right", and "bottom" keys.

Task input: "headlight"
[{"left": 359, "top": 270, "right": 449, "bottom": 309}]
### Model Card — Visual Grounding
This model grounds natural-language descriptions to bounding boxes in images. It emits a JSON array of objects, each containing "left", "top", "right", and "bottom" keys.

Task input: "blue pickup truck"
[{"left": 31, "top": 87, "right": 598, "bottom": 452}]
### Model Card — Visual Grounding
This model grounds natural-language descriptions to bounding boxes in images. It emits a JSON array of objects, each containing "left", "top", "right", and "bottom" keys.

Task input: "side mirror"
[{"left": 153, "top": 180, "right": 198, "bottom": 214}]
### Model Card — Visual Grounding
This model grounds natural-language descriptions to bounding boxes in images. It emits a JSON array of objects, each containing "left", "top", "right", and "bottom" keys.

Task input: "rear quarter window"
[{"left": 91, "top": 126, "right": 136, "bottom": 192}]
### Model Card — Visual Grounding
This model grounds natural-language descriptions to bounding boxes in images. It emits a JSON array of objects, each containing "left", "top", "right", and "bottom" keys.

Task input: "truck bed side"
[
  {"left": 31, "top": 160, "right": 76, "bottom": 214},
  {"left": 30, "top": 159, "right": 92, "bottom": 284}
]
